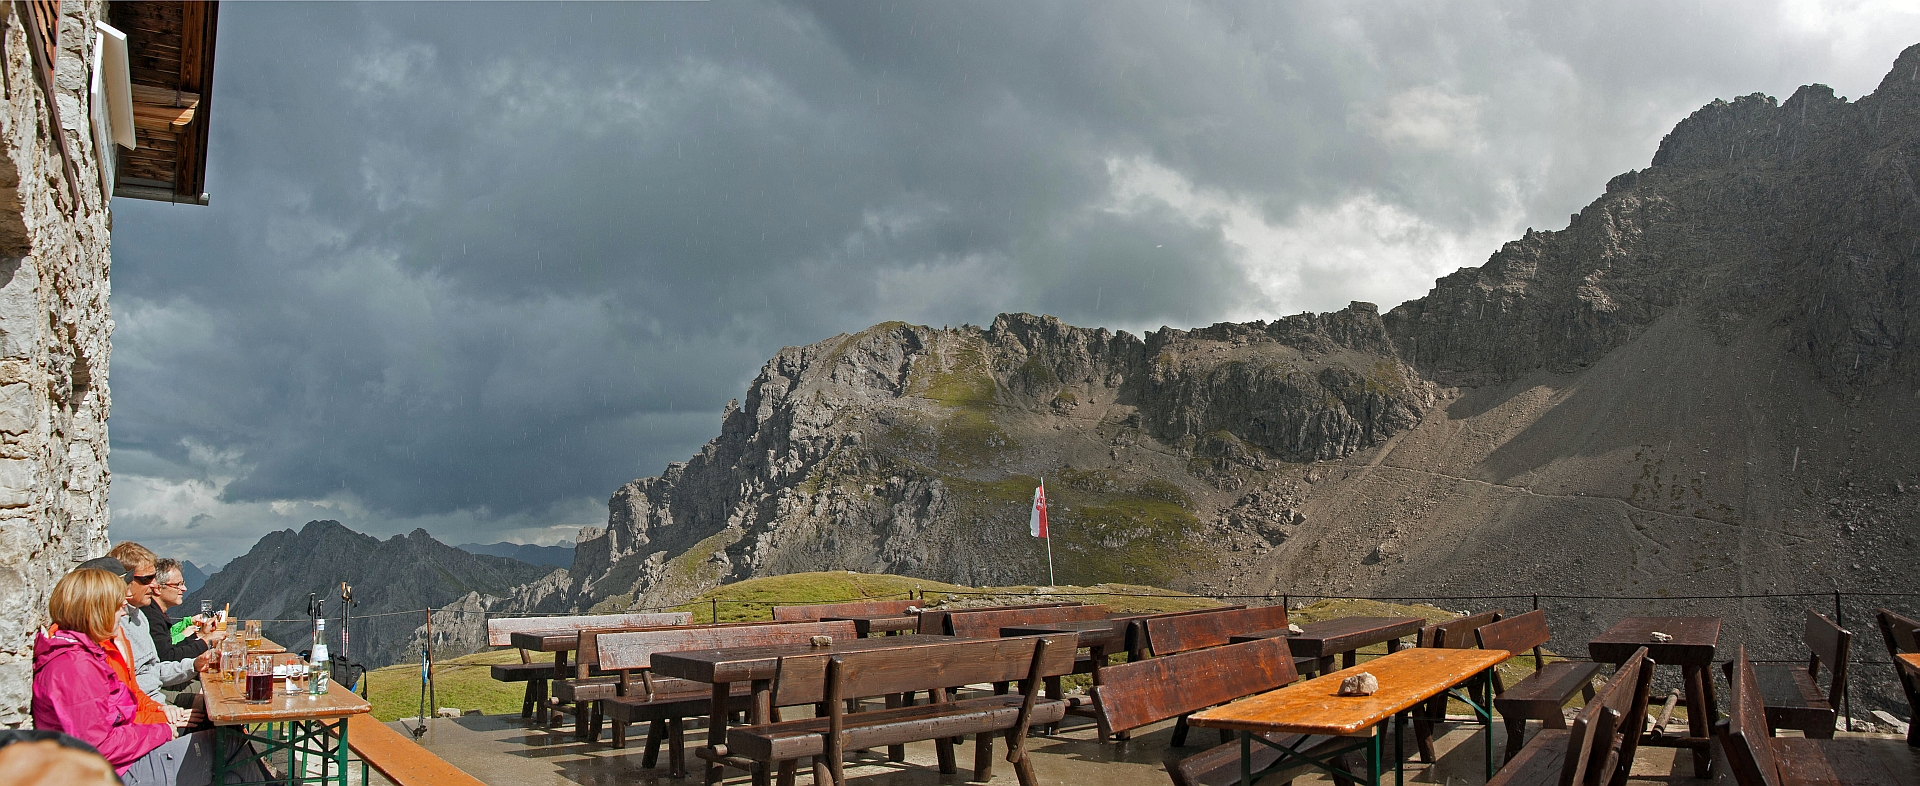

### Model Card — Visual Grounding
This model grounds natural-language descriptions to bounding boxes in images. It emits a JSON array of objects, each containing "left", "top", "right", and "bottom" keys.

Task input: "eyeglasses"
[
  {"left": 131, "top": 574, "right": 157, "bottom": 585},
  {"left": 160, "top": 581, "right": 187, "bottom": 590}
]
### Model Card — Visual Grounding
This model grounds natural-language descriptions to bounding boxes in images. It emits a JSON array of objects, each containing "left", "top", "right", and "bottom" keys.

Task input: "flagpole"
[{"left": 1042, "top": 478, "right": 1056, "bottom": 587}]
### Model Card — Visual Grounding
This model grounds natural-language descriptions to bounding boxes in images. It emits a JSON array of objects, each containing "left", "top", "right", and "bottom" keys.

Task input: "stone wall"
[{"left": 0, "top": 0, "right": 117, "bottom": 726}]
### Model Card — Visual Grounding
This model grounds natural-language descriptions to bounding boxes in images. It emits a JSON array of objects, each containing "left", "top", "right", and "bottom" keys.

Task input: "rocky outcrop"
[
  {"left": 528, "top": 304, "right": 1432, "bottom": 613},
  {"left": 0, "top": 0, "right": 119, "bottom": 726},
  {"left": 1386, "top": 45, "right": 1920, "bottom": 390}
]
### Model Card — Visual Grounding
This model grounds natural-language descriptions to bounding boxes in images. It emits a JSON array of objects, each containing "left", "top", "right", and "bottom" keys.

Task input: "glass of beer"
[
  {"left": 219, "top": 638, "right": 246, "bottom": 683},
  {"left": 244, "top": 620, "right": 263, "bottom": 648},
  {"left": 244, "top": 654, "right": 274, "bottom": 704}
]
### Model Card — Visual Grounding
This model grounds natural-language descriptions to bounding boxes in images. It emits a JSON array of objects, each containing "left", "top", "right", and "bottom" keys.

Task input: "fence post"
[
  {"left": 711, "top": 597, "right": 719, "bottom": 623},
  {"left": 1836, "top": 590, "right": 1850, "bottom": 731},
  {"left": 1531, "top": 593, "right": 1539, "bottom": 612},
  {"left": 1282, "top": 593, "right": 1289, "bottom": 610}
]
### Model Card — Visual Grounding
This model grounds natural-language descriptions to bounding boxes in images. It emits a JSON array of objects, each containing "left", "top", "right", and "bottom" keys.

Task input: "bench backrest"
[
  {"left": 914, "top": 602, "right": 1076, "bottom": 635},
  {"left": 595, "top": 620, "right": 859, "bottom": 671},
  {"left": 1091, "top": 637, "right": 1297, "bottom": 734},
  {"left": 485, "top": 612, "right": 691, "bottom": 647},
  {"left": 578, "top": 619, "right": 780, "bottom": 673},
  {"left": 1559, "top": 646, "right": 1654, "bottom": 786},
  {"left": 780, "top": 635, "right": 1079, "bottom": 705},
  {"left": 1142, "top": 605, "right": 1289, "bottom": 656},
  {"left": 770, "top": 599, "right": 918, "bottom": 621},
  {"left": 945, "top": 604, "right": 1110, "bottom": 638},
  {"left": 1799, "top": 609, "right": 1851, "bottom": 708},
  {"left": 1717, "top": 647, "right": 1782, "bottom": 786},
  {"left": 1476, "top": 609, "right": 1552, "bottom": 668},
  {"left": 1422, "top": 610, "right": 1503, "bottom": 649},
  {"left": 1877, "top": 607, "right": 1920, "bottom": 657}
]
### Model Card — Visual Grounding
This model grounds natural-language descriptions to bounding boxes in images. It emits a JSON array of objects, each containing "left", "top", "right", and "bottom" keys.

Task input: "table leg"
[
  {"left": 1089, "top": 643, "right": 1114, "bottom": 742},
  {"left": 1482, "top": 670, "right": 1494, "bottom": 782},
  {"left": 1684, "top": 665, "right": 1712, "bottom": 778},
  {"left": 544, "top": 651, "right": 569, "bottom": 728},
  {"left": 1368, "top": 725, "right": 1382, "bottom": 786},
  {"left": 1240, "top": 731, "right": 1252, "bottom": 786},
  {"left": 334, "top": 717, "right": 351, "bottom": 786},
  {"left": 1386, "top": 637, "right": 1402, "bottom": 654},
  {"left": 1344, "top": 650, "right": 1358, "bottom": 669},
  {"left": 1317, "top": 655, "right": 1335, "bottom": 675},
  {"left": 706, "top": 681, "right": 729, "bottom": 786},
  {"left": 751, "top": 678, "right": 776, "bottom": 786},
  {"left": 1394, "top": 712, "right": 1404, "bottom": 786}
]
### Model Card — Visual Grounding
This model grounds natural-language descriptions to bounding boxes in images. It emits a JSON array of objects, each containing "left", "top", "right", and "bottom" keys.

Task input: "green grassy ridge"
[{"left": 363, "top": 572, "right": 1494, "bottom": 721}]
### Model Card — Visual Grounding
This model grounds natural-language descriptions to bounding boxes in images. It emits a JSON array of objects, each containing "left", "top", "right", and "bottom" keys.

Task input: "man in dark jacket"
[{"left": 141, "top": 558, "right": 210, "bottom": 663}]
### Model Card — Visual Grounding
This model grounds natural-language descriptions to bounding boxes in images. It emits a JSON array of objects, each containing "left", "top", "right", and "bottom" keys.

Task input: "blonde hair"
[
  {"left": 48, "top": 568, "right": 124, "bottom": 641},
  {"left": 106, "top": 541, "right": 156, "bottom": 572}
]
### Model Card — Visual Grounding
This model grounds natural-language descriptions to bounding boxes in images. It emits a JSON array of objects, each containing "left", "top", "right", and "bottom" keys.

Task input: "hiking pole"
[{"left": 414, "top": 648, "right": 430, "bottom": 739}]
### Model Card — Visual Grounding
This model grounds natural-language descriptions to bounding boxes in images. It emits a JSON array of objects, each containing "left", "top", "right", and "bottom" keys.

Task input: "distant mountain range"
[
  {"left": 178, "top": 560, "right": 208, "bottom": 593},
  {"left": 186, "top": 521, "right": 558, "bottom": 670},
  {"left": 456, "top": 541, "right": 574, "bottom": 568}
]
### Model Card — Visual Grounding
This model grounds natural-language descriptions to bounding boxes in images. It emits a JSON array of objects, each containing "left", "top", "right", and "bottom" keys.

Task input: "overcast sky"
[{"left": 105, "top": 1, "right": 1919, "bottom": 570}]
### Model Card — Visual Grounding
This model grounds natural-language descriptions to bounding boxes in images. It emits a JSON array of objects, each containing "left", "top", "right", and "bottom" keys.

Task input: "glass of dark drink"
[{"left": 245, "top": 654, "right": 274, "bottom": 704}]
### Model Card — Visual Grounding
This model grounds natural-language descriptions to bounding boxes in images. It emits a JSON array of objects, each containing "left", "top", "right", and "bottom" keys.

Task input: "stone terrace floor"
[{"left": 388, "top": 710, "right": 1919, "bottom": 785}]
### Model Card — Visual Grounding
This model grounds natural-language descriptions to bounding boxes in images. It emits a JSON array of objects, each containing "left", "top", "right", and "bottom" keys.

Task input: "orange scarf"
[{"left": 97, "top": 627, "right": 171, "bottom": 726}]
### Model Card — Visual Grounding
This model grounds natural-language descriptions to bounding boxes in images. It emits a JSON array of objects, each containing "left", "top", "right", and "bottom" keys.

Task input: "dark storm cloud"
[{"left": 104, "top": 1, "right": 1920, "bottom": 566}]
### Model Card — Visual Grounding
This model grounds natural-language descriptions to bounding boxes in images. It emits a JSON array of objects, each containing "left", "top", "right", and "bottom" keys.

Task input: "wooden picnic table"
[
  {"left": 652, "top": 634, "right": 967, "bottom": 786},
  {"left": 1588, "top": 616, "right": 1721, "bottom": 779},
  {"left": 1900, "top": 652, "right": 1920, "bottom": 678},
  {"left": 1233, "top": 616, "right": 1427, "bottom": 675},
  {"left": 203, "top": 672, "right": 371, "bottom": 785},
  {"left": 824, "top": 613, "right": 919, "bottom": 636},
  {"left": 1191, "top": 647, "right": 1509, "bottom": 786}
]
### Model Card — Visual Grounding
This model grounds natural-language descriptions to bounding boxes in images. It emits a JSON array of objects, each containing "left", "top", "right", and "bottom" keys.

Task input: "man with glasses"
[
  {"left": 143, "top": 558, "right": 215, "bottom": 665},
  {"left": 103, "top": 543, "right": 215, "bottom": 709}
]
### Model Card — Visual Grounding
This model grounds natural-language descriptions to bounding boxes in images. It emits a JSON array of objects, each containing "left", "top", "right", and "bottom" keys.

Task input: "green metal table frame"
[
  {"left": 1233, "top": 667, "right": 1498, "bottom": 786},
  {"left": 212, "top": 717, "right": 352, "bottom": 786}
]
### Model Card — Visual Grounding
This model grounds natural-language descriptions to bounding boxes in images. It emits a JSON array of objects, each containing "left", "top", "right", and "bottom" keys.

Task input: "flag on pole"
[{"left": 1029, "top": 481, "right": 1048, "bottom": 538}]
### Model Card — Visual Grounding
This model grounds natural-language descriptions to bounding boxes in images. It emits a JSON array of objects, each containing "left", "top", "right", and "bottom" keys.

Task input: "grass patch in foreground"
[{"left": 363, "top": 649, "right": 525, "bottom": 722}]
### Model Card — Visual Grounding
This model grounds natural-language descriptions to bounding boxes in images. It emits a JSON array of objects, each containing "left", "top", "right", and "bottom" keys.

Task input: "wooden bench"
[
  {"left": 1742, "top": 610, "right": 1850, "bottom": 739},
  {"left": 1411, "top": 609, "right": 1504, "bottom": 762},
  {"left": 1477, "top": 609, "right": 1607, "bottom": 763},
  {"left": 1131, "top": 605, "right": 1296, "bottom": 746},
  {"left": 594, "top": 621, "right": 860, "bottom": 777},
  {"left": 1716, "top": 646, "right": 1920, "bottom": 786},
  {"left": 1487, "top": 646, "right": 1653, "bottom": 786},
  {"left": 345, "top": 713, "right": 488, "bottom": 786},
  {"left": 485, "top": 612, "right": 690, "bottom": 722},
  {"left": 913, "top": 601, "right": 1078, "bottom": 635},
  {"left": 1877, "top": 608, "right": 1920, "bottom": 748},
  {"left": 1140, "top": 604, "right": 1290, "bottom": 656},
  {"left": 727, "top": 635, "right": 1076, "bottom": 786},
  {"left": 1091, "top": 636, "right": 1352, "bottom": 786},
  {"left": 771, "top": 599, "right": 917, "bottom": 622}
]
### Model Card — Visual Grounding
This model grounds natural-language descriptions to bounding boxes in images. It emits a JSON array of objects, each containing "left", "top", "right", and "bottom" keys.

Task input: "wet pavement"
[{"left": 390, "top": 705, "right": 1917, "bottom": 785}]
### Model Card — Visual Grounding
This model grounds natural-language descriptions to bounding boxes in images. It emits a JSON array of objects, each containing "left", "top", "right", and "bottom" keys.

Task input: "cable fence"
[{"left": 249, "top": 586, "right": 1918, "bottom": 728}]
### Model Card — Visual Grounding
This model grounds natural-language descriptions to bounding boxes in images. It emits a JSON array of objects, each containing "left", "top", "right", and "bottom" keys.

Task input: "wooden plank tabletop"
[
  {"left": 508, "top": 631, "right": 581, "bottom": 652},
  {"left": 203, "top": 675, "right": 370, "bottom": 725},
  {"left": 1189, "top": 648, "right": 1508, "bottom": 736},
  {"left": 651, "top": 634, "right": 971, "bottom": 684},
  {"left": 1897, "top": 653, "right": 1920, "bottom": 677},
  {"left": 824, "top": 614, "right": 918, "bottom": 636},
  {"left": 1002, "top": 619, "right": 1125, "bottom": 649},
  {"left": 1232, "top": 616, "right": 1425, "bottom": 657},
  {"left": 1588, "top": 617, "right": 1720, "bottom": 666}
]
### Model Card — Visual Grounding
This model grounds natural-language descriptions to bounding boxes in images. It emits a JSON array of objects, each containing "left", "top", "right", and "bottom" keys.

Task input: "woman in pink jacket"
[{"left": 31, "top": 568, "right": 176, "bottom": 773}]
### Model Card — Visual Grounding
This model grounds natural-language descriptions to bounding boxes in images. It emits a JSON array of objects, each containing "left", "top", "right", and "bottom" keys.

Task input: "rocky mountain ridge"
[
  {"left": 187, "top": 521, "right": 557, "bottom": 669},
  {"left": 432, "top": 45, "right": 1920, "bottom": 716}
]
